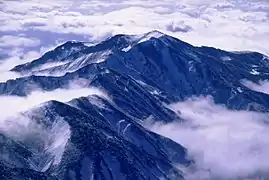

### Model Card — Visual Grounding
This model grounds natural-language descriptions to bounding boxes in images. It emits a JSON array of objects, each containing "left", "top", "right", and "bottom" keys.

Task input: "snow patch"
[
  {"left": 151, "top": 90, "right": 161, "bottom": 95},
  {"left": 95, "top": 50, "right": 112, "bottom": 63},
  {"left": 83, "top": 42, "right": 97, "bottom": 47},
  {"left": 237, "top": 87, "right": 243, "bottom": 93},
  {"left": 136, "top": 31, "right": 164, "bottom": 44},
  {"left": 188, "top": 61, "right": 196, "bottom": 72},
  {"left": 250, "top": 69, "right": 260, "bottom": 75},
  {"left": 123, "top": 123, "right": 131, "bottom": 135},
  {"left": 104, "top": 69, "right": 110, "bottom": 74},
  {"left": 47, "top": 117, "right": 71, "bottom": 165},
  {"left": 263, "top": 55, "right": 269, "bottom": 61},
  {"left": 135, "top": 79, "right": 147, "bottom": 86},
  {"left": 117, "top": 119, "right": 125, "bottom": 132},
  {"left": 36, "top": 61, "right": 68, "bottom": 71},
  {"left": 116, "top": 120, "right": 131, "bottom": 135},
  {"left": 221, "top": 56, "right": 232, "bottom": 61},
  {"left": 122, "top": 45, "right": 132, "bottom": 52}
]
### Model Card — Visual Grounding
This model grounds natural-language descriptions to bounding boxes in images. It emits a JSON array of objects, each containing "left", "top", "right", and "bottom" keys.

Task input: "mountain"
[
  {"left": 1, "top": 30, "right": 269, "bottom": 179},
  {"left": 1, "top": 98, "right": 190, "bottom": 180},
  {"left": 4, "top": 31, "right": 269, "bottom": 111},
  {"left": 11, "top": 41, "right": 88, "bottom": 74}
]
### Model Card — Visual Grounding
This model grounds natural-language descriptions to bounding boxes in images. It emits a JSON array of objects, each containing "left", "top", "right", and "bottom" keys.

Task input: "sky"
[{"left": 0, "top": 0, "right": 269, "bottom": 68}]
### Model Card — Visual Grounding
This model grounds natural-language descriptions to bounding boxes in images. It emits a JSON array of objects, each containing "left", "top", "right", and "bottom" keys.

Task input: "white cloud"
[
  {"left": 145, "top": 96, "right": 269, "bottom": 179},
  {"left": 0, "top": 84, "right": 107, "bottom": 122},
  {"left": 0, "top": 35, "right": 41, "bottom": 47},
  {"left": 0, "top": 0, "right": 268, "bottom": 55},
  {"left": 0, "top": 50, "right": 40, "bottom": 71},
  {"left": 0, "top": 50, "right": 41, "bottom": 82},
  {"left": 241, "top": 79, "right": 269, "bottom": 95},
  {"left": 0, "top": 71, "right": 22, "bottom": 83}
]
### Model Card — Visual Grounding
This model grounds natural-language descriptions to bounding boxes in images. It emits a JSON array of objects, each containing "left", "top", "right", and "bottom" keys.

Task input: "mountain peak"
[
  {"left": 125, "top": 30, "right": 166, "bottom": 45},
  {"left": 56, "top": 40, "right": 86, "bottom": 51},
  {"left": 138, "top": 30, "right": 165, "bottom": 42}
]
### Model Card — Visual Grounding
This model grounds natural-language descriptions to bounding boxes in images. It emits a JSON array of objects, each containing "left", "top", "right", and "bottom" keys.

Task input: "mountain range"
[{"left": 1, "top": 30, "right": 269, "bottom": 180}]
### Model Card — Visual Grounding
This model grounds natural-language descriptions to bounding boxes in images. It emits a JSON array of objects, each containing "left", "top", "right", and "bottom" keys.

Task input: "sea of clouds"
[
  {"left": 145, "top": 96, "right": 269, "bottom": 179},
  {"left": 0, "top": 0, "right": 269, "bottom": 60}
]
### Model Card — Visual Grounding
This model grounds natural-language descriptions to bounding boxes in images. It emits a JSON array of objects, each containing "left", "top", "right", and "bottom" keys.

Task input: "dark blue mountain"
[
  {"left": 1, "top": 98, "right": 190, "bottom": 179},
  {"left": 1, "top": 30, "right": 269, "bottom": 179},
  {"left": 2, "top": 31, "right": 269, "bottom": 111},
  {"left": 11, "top": 41, "right": 88, "bottom": 74}
]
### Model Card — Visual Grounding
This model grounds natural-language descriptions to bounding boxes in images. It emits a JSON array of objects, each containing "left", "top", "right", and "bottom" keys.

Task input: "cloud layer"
[
  {"left": 1, "top": 0, "right": 269, "bottom": 56},
  {"left": 0, "top": 82, "right": 107, "bottom": 123},
  {"left": 145, "top": 96, "right": 269, "bottom": 179},
  {"left": 0, "top": 35, "right": 40, "bottom": 48}
]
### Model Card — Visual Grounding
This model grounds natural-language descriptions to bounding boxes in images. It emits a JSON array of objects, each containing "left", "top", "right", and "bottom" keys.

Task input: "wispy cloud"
[
  {"left": 0, "top": 50, "right": 40, "bottom": 82},
  {"left": 0, "top": 50, "right": 40, "bottom": 71},
  {"left": 2, "top": 113, "right": 71, "bottom": 172},
  {"left": 241, "top": 79, "right": 269, "bottom": 95},
  {"left": 145, "top": 96, "right": 269, "bottom": 179},
  {"left": 0, "top": 81, "right": 107, "bottom": 123},
  {"left": 0, "top": 35, "right": 41, "bottom": 48}
]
